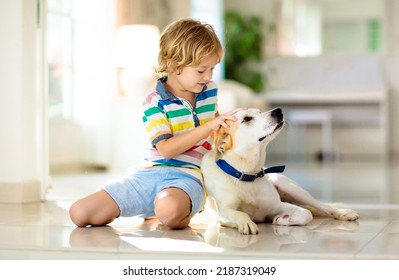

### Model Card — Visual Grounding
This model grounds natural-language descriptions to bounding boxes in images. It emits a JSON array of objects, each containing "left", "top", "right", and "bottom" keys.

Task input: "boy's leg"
[
  {"left": 154, "top": 187, "right": 191, "bottom": 229},
  {"left": 69, "top": 190, "right": 120, "bottom": 227}
]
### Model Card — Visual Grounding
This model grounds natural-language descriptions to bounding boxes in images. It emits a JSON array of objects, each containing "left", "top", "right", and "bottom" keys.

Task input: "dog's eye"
[{"left": 242, "top": 116, "right": 253, "bottom": 123}]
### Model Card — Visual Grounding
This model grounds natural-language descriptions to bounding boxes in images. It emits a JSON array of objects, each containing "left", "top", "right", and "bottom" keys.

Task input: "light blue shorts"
[{"left": 102, "top": 167, "right": 205, "bottom": 218}]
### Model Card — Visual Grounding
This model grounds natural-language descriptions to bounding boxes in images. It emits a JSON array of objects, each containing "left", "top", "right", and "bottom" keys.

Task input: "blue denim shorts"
[{"left": 103, "top": 167, "right": 205, "bottom": 218}]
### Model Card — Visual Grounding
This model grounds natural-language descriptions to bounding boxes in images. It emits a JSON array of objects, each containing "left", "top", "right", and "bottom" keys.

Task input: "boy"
[{"left": 69, "top": 18, "right": 239, "bottom": 229}]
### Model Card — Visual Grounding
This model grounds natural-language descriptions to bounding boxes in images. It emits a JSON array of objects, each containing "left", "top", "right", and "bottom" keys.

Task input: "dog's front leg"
[{"left": 218, "top": 208, "right": 259, "bottom": 235}]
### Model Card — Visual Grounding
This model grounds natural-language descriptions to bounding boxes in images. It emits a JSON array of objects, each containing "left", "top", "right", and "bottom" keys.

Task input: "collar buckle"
[{"left": 257, "top": 169, "right": 265, "bottom": 178}]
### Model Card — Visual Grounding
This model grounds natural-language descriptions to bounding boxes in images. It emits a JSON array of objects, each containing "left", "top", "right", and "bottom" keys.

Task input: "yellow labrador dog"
[{"left": 201, "top": 108, "right": 359, "bottom": 234}]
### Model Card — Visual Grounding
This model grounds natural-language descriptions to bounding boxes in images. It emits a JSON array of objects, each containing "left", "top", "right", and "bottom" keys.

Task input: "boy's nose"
[{"left": 203, "top": 74, "right": 211, "bottom": 81}]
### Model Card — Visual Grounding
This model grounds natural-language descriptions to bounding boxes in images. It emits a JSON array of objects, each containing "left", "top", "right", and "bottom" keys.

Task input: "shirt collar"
[{"left": 155, "top": 76, "right": 208, "bottom": 101}]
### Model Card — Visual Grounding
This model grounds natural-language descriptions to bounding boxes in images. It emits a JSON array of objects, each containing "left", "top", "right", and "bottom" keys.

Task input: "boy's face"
[{"left": 177, "top": 53, "right": 219, "bottom": 93}]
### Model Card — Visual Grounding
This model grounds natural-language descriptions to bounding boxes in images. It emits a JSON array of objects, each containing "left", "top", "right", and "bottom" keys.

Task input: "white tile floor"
[{"left": 1, "top": 159, "right": 399, "bottom": 260}]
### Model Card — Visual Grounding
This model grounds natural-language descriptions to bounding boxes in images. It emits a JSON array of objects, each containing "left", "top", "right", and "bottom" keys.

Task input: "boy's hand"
[
  {"left": 210, "top": 108, "right": 246, "bottom": 130},
  {"left": 154, "top": 108, "right": 246, "bottom": 159}
]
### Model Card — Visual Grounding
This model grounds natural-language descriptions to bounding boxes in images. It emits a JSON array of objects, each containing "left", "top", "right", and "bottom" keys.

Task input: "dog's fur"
[{"left": 201, "top": 108, "right": 359, "bottom": 234}]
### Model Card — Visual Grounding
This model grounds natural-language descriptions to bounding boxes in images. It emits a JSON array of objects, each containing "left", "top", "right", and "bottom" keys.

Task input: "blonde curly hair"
[{"left": 156, "top": 18, "right": 224, "bottom": 76}]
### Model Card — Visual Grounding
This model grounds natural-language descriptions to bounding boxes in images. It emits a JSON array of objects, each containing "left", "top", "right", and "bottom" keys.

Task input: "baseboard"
[
  {"left": 0, "top": 180, "right": 41, "bottom": 203},
  {"left": 49, "top": 163, "right": 108, "bottom": 175}
]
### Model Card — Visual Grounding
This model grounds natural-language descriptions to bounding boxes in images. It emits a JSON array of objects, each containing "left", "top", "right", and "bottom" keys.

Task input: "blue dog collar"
[{"left": 216, "top": 159, "right": 285, "bottom": 182}]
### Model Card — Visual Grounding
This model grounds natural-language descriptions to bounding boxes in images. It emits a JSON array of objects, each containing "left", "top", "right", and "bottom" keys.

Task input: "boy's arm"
[{"left": 155, "top": 109, "right": 239, "bottom": 159}]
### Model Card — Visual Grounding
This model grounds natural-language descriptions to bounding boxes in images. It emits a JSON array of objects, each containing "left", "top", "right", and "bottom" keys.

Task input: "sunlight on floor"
[{"left": 119, "top": 235, "right": 224, "bottom": 253}]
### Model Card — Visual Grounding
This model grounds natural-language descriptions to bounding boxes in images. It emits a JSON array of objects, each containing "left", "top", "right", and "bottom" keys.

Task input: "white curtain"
[{"left": 275, "top": 0, "right": 322, "bottom": 56}]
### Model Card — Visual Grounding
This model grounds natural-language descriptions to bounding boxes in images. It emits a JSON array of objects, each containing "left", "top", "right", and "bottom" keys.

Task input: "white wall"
[{"left": 0, "top": 0, "right": 42, "bottom": 202}]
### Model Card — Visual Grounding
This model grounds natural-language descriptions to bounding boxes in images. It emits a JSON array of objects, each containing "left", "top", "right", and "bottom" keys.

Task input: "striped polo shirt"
[{"left": 142, "top": 77, "right": 218, "bottom": 182}]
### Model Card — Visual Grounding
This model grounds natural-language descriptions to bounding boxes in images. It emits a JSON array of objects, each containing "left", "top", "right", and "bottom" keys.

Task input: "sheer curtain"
[
  {"left": 275, "top": 0, "right": 322, "bottom": 57},
  {"left": 47, "top": 0, "right": 117, "bottom": 168}
]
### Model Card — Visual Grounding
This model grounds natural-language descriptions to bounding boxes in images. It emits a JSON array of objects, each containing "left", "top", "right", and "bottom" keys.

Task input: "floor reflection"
[
  {"left": 202, "top": 218, "right": 360, "bottom": 252},
  {"left": 68, "top": 217, "right": 360, "bottom": 256}
]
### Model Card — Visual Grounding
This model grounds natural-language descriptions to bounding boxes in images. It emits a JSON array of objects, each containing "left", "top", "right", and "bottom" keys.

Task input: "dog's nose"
[{"left": 271, "top": 108, "right": 283, "bottom": 118}]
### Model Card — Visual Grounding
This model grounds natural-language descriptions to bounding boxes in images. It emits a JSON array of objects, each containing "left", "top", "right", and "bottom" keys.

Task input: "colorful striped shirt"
[{"left": 142, "top": 77, "right": 218, "bottom": 182}]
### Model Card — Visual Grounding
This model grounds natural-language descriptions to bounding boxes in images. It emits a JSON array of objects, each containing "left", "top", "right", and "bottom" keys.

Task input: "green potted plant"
[{"left": 224, "top": 11, "right": 263, "bottom": 92}]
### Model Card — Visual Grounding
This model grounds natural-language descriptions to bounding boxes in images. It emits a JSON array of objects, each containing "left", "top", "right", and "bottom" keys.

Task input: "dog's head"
[{"left": 214, "top": 108, "right": 284, "bottom": 155}]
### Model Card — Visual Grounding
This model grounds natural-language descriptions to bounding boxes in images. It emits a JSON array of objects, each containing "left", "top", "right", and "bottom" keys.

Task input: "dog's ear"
[{"left": 214, "top": 126, "right": 233, "bottom": 154}]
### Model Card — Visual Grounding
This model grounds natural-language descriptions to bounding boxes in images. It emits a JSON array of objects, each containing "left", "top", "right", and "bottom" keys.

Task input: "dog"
[{"left": 200, "top": 108, "right": 359, "bottom": 235}]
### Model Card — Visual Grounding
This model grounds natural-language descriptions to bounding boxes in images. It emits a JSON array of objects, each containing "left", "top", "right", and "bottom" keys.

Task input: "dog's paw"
[
  {"left": 273, "top": 214, "right": 292, "bottom": 225},
  {"left": 273, "top": 209, "right": 313, "bottom": 226},
  {"left": 237, "top": 219, "right": 259, "bottom": 235},
  {"left": 334, "top": 209, "right": 359, "bottom": 221}
]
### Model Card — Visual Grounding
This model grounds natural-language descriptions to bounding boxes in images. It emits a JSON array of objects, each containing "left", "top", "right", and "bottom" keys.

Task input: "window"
[
  {"left": 47, "top": 0, "right": 73, "bottom": 118},
  {"left": 190, "top": 0, "right": 224, "bottom": 81}
]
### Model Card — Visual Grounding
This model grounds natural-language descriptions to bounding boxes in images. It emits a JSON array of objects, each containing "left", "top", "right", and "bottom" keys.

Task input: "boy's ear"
[
  {"left": 214, "top": 126, "right": 232, "bottom": 154},
  {"left": 167, "top": 60, "right": 179, "bottom": 74}
]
